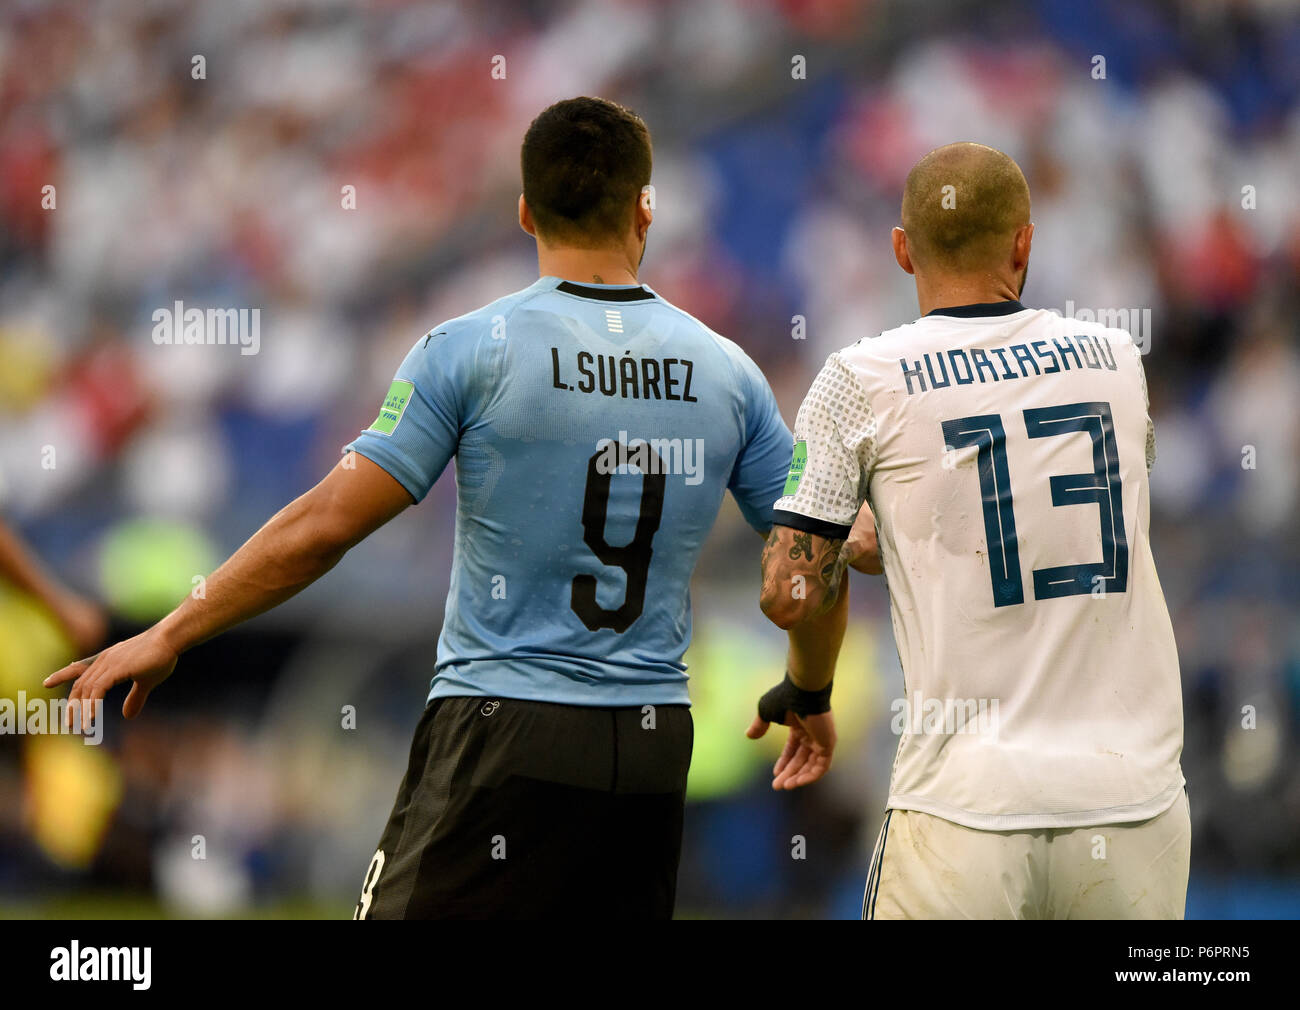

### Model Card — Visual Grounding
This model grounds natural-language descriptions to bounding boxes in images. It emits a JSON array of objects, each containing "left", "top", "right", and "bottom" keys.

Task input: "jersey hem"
[
  {"left": 885, "top": 771, "right": 1185, "bottom": 831},
  {"left": 427, "top": 677, "right": 692, "bottom": 709}
]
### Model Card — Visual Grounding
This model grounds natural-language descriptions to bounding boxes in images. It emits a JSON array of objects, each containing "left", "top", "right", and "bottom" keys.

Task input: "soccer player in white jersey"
[{"left": 758, "top": 142, "right": 1188, "bottom": 920}]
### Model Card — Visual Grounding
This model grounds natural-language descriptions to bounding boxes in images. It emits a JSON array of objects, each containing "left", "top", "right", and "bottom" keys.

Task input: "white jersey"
[{"left": 775, "top": 300, "right": 1184, "bottom": 830}]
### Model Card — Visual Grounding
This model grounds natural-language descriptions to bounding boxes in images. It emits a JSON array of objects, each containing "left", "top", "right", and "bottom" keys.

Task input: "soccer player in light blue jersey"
[{"left": 47, "top": 97, "right": 861, "bottom": 919}]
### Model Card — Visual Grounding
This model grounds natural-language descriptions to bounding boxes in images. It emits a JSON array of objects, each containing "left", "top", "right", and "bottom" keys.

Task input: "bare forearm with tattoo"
[{"left": 760, "top": 525, "right": 849, "bottom": 629}]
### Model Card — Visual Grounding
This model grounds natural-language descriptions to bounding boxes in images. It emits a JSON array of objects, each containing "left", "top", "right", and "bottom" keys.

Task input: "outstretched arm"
[
  {"left": 0, "top": 518, "right": 106, "bottom": 655},
  {"left": 45, "top": 452, "right": 412, "bottom": 724}
]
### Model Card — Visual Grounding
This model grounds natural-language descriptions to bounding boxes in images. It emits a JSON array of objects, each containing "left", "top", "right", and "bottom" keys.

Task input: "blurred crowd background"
[{"left": 1, "top": 0, "right": 1298, "bottom": 919}]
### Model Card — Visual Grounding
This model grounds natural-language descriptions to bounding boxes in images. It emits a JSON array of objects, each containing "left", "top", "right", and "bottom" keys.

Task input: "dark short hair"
[{"left": 521, "top": 97, "right": 652, "bottom": 247}]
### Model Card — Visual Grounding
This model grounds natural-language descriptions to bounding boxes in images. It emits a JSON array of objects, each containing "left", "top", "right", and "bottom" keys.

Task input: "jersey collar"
[
  {"left": 552, "top": 279, "right": 657, "bottom": 302},
  {"left": 925, "top": 300, "right": 1028, "bottom": 318}
]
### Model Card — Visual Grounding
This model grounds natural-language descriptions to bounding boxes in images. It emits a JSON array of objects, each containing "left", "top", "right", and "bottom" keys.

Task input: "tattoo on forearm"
[
  {"left": 761, "top": 526, "right": 847, "bottom": 617},
  {"left": 760, "top": 529, "right": 781, "bottom": 600},
  {"left": 814, "top": 539, "right": 847, "bottom": 612},
  {"left": 820, "top": 540, "right": 844, "bottom": 585}
]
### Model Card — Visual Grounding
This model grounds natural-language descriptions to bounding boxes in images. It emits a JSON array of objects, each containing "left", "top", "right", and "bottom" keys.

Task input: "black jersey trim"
[
  {"left": 771, "top": 509, "right": 854, "bottom": 542},
  {"left": 555, "top": 280, "right": 656, "bottom": 302},
  {"left": 925, "top": 300, "right": 1028, "bottom": 318}
]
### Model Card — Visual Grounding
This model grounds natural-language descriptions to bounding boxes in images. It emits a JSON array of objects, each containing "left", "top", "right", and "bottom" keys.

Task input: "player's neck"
[
  {"left": 536, "top": 244, "right": 639, "bottom": 286},
  {"left": 913, "top": 274, "right": 1021, "bottom": 316}
]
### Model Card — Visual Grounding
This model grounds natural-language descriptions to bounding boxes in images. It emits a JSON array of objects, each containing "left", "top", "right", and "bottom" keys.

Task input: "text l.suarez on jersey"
[{"left": 551, "top": 348, "right": 698, "bottom": 402}]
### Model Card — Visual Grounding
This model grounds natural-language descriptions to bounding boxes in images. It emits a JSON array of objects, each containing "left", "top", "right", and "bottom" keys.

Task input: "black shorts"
[{"left": 354, "top": 695, "right": 693, "bottom": 920}]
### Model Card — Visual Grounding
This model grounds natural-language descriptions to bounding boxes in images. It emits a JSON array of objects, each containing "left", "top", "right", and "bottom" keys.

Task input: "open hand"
[
  {"left": 746, "top": 709, "right": 837, "bottom": 790},
  {"left": 44, "top": 628, "right": 178, "bottom": 729}
]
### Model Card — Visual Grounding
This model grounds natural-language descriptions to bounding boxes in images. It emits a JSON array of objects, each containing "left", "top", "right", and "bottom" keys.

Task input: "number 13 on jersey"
[{"left": 941, "top": 400, "right": 1129, "bottom": 608}]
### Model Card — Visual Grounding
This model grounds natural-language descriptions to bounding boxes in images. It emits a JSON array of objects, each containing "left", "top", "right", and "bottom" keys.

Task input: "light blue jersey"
[{"left": 346, "top": 276, "right": 792, "bottom": 707}]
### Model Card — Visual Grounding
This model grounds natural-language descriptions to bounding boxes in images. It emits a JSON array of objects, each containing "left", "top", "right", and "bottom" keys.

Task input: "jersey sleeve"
[
  {"left": 727, "top": 353, "right": 795, "bottom": 534},
  {"left": 344, "top": 324, "right": 480, "bottom": 502},
  {"left": 772, "top": 352, "right": 877, "bottom": 540}
]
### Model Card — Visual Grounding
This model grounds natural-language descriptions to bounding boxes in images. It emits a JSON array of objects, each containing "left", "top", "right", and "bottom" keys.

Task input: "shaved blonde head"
[{"left": 901, "top": 142, "right": 1031, "bottom": 272}]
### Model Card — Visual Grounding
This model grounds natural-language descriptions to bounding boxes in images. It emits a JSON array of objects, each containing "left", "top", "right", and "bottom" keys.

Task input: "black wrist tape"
[{"left": 757, "top": 672, "right": 833, "bottom": 723}]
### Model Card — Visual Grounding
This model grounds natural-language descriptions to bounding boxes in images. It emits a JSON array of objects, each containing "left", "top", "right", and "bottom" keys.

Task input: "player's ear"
[
  {"left": 519, "top": 194, "right": 537, "bottom": 238},
  {"left": 892, "top": 227, "right": 915, "bottom": 275},
  {"left": 1012, "top": 222, "right": 1034, "bottom": 272},
  {"left": 636, "top": 186, "right": 653, "bottom": 240}
]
